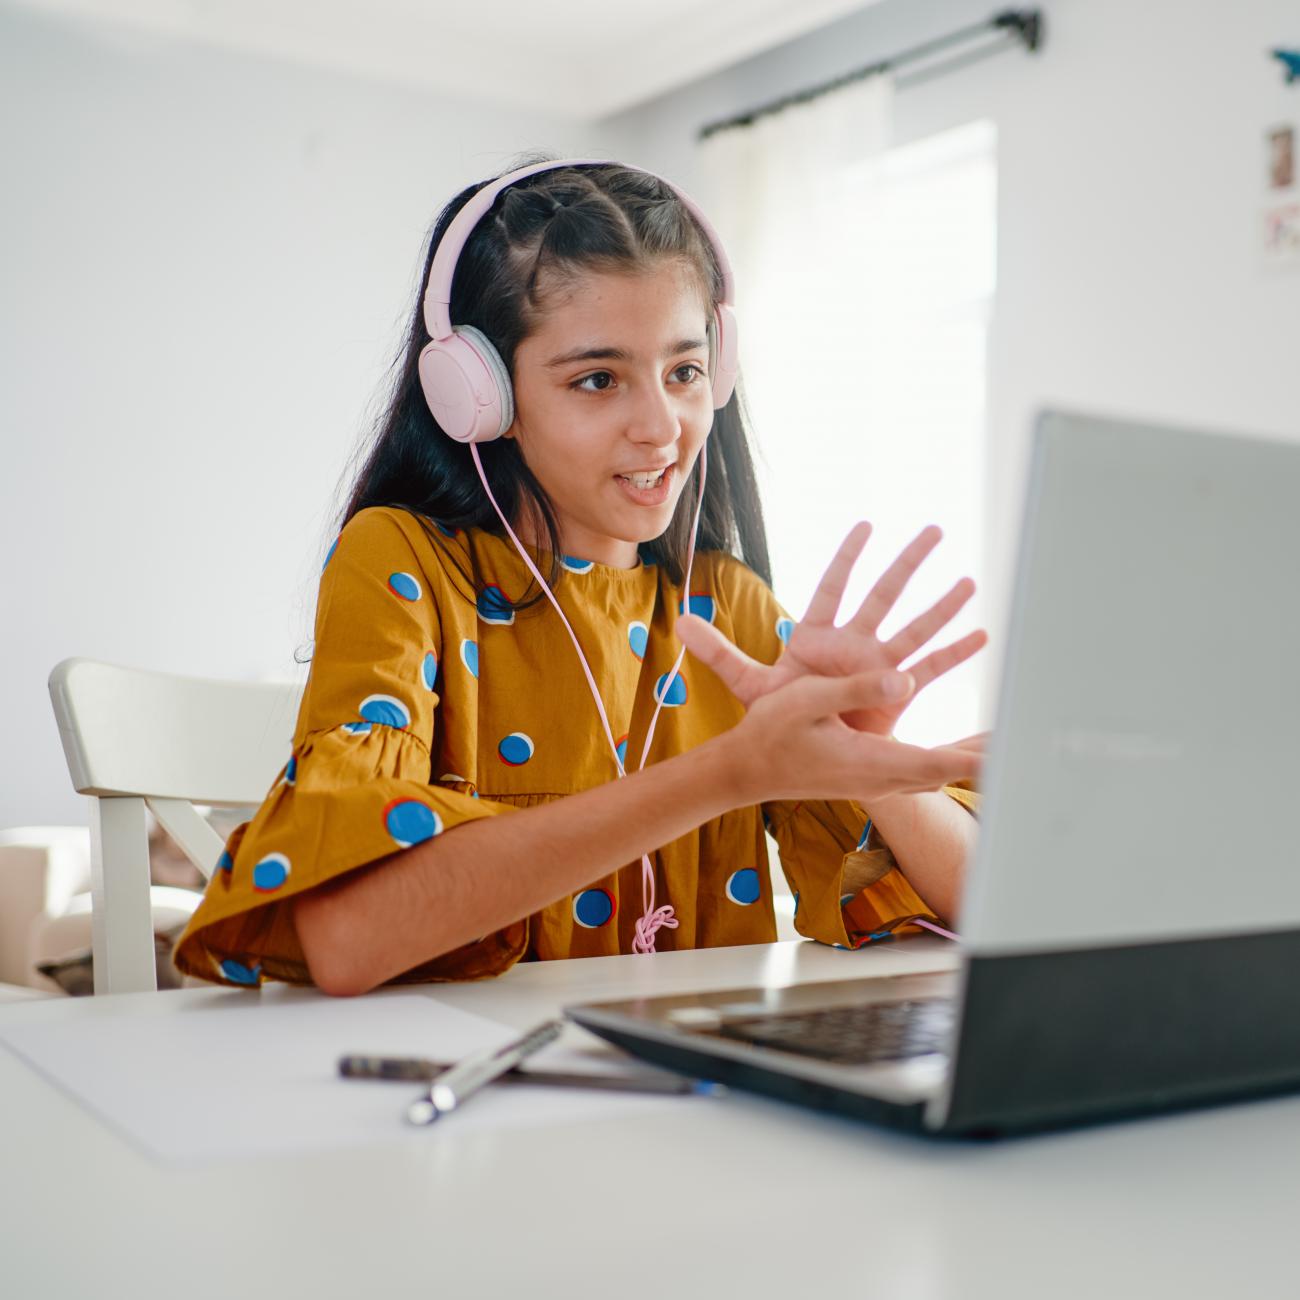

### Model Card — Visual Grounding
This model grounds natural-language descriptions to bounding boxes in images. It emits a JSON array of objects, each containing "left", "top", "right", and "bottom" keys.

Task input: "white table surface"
[{"left": 2, "top": 936, "right": 1296, "bottom": 1299}]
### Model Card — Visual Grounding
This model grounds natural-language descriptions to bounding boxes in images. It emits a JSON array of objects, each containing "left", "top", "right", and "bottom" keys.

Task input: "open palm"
[{"left": 677, "top": 521, "right": 988, "bottom": 737}]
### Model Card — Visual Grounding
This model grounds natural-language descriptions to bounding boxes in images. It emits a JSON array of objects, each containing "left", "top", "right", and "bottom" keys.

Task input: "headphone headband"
[
  {"left": 421, "top": 158, "right": 737, "bottom": 341},
  {"left": 417, "top": 156, "right": 739, "bottom": 442}
]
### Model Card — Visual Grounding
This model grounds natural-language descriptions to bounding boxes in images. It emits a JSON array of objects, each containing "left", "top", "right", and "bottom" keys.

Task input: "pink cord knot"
[{"left": 632, "top": 904, "right": 678, "bottom": 955}]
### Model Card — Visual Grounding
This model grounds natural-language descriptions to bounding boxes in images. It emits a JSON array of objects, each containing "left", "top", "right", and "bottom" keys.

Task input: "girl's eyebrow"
[{"left": 543, "top": 337, "right": 708, "bottom": 369}]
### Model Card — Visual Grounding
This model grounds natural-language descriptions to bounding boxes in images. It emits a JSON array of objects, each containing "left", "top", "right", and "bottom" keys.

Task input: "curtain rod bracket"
[{"left": 993, "top": 10, "right": 1043, "bottom": 54}]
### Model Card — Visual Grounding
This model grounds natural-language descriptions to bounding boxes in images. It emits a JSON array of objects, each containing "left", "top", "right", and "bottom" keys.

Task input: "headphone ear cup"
[
  {"left": 709, "top": 304, "right": 738, "bottom": 411},
  {"left": 418, "top": 323, "right": 515, "bottom": 444}
]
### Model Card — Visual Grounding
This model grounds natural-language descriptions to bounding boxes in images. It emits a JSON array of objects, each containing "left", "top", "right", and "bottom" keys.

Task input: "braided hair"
[{"left": 336, "top": 149, "right": 772, "bottom": 611}]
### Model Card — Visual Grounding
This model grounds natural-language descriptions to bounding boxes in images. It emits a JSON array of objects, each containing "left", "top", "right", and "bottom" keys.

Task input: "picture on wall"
[
  {"left": 1262, "top": 124, "right": 1298, "bottom": 270},
  {"left": 1268, "top": 125, "right": 1295, "bottom": 189}
]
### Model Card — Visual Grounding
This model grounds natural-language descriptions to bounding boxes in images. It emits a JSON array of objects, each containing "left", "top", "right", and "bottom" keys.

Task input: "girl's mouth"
[{"left": 614, "top": 464, "right": 674, "bottom": 505}]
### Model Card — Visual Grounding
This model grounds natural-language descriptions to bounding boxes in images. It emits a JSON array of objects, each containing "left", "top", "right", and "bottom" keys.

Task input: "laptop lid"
[{"left": 934, "top": 408, "right": 1300, "bottom": 1133}]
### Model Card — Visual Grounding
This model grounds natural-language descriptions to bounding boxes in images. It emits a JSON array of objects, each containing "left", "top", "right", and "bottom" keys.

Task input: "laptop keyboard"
[{"left": 715, "top": 997, "right": 954, "bottom": 1065}]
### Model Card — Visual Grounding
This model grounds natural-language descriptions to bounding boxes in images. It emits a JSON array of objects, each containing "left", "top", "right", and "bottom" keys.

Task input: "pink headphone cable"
[
  {"left": 468, "top": 443, "right": 708, "bottom": 954},
  {"left": 910, "top": 917, "right": 959, "bottom": 942}
]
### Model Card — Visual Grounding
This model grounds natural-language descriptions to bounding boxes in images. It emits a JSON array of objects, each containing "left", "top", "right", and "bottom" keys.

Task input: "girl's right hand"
[
  {"left": 724, "top": 667, "right": 983, "bottom": 806},
  {"left": 677, "top": 521, "right": 986, "bottom": 743}
]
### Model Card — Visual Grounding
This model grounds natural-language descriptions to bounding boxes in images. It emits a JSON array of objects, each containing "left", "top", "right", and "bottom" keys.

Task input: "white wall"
[
  {"left": 0, "top": 9, "right": 605, "bottom": 828},
  {"left": 597, "top": 0, "right": 1300, "bottom": 702}
]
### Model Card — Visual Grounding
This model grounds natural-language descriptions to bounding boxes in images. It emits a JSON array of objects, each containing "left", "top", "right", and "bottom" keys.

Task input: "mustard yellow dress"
[{"left": 173, "top": 506, "right": 978, "bottom": 989}]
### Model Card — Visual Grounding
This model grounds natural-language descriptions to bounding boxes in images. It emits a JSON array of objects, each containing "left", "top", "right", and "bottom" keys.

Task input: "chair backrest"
[{"left": 48, "top": 658, "right": 304, "bottom": 993}]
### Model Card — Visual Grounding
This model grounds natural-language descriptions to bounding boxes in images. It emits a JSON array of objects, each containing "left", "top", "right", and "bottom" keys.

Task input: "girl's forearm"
[
  {"left": 863, "top": 791, "right": 977, "bottom": 926},
  {"left": 295, "top": 730, "right": 754, "bottom": 995}
]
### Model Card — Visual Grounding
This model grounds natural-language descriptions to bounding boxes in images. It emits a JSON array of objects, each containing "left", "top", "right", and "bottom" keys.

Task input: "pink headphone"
[
  {"left": 414, "top": 158, "right": 741, "bottom": 954},
  {"left": 417, "top": 157, "right": 740, "bottom": 444}
]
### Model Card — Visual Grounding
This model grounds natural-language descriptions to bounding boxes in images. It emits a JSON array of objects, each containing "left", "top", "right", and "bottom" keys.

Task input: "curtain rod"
[{"left": 696, "top": 8, "right": 1043, "bottom": 142}]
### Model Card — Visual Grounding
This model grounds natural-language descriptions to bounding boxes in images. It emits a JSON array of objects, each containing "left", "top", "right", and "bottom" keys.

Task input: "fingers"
[
  {"left": 848, "top": 524, "right": 943, "bottom": 636},
  {"left": 675, "top": 613, "right": 742, "bottom": 674},
  {"left": 946, "top": 730, "right": 991, "bottom": 754},
  {"left": 885, "top": 576, "right": 976, "bottom": 664},
  {"left": 900, "top": 628, "right": 989, "bottom": 693},
  {"left": 790, "top": 667, "right": 915, "bottom": 719},
  {"left": 801, "top": 521, "right": 872, "bottom": 627},
  {"left": 866, "top": 738, "right": 982, "bottom": 792},
  {"left": 676, "top": 613, "right": 764, "bottom": 704}
]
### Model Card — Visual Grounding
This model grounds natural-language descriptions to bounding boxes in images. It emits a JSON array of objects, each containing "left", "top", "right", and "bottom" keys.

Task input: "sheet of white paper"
[{"left": 0, "top": 993, "right": 701, "bottom": 1165}]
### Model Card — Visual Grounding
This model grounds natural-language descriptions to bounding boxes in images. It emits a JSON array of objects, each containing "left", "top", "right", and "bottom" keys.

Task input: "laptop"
[{"left": 566, "top": 408, "right": 1300, "bottom": 1137}]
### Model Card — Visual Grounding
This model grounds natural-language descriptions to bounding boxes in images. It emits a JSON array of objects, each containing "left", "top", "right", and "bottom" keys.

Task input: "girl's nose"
[{"left": 627, "top": 380, "right": 681, "bottom": 448}]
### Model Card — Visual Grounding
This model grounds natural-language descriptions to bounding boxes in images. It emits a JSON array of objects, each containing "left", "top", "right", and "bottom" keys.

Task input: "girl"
[{"left": 173, "top": 151, "right": 986, "bottom": 997}]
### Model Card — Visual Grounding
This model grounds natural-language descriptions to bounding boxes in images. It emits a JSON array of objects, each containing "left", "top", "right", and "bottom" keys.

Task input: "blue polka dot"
[
  {"left": 628, "top": 621, "right": 649, "bottom": 660},
  {"left": 220, "top": 958, "right": 261, "bottom": 986},
  {"left": 856, "top": 820, "right": 872, "bottom": 851},
  {"left": 726, "top": 868, "right": 761, "bottom": 906},
  {"left": 561, "top": 555, "right": 594, "bottom": 574},
  {"left": 460, "top": 640, "right": 479, "bottom": 678},
  {"left": 359, "top": 694, "right": 411, "bottom": 729},
  {"left": 422, "top": 651, "right": 438, "bottom": 691},
  {"left": 216, "top": 850, "right": 233, "bottom": 875},
  {"left": 840, "top": 893, "right": 856, "bottom": 907},
  {"left": 433, "top": 520, "right": 457, "bottom": 537},
  {"left": 573, "top": 888, "right": 615, "bottom": 928},
  {"left": 252, "top": 853, "right": 290, "bottom": 892},
  {"left": 654, "top": 671, "right": 688, "bottom": 707},
  {"left": 388, "top": 572, "right": 422, "bottom": 601},
  {"left": 342, "top": 721, "right": 373, "bottom": 736},
  {"left": 615, "top": 734, "right": 629, "bottom": 767},
  {"left": 384, "top": 799, "right": 442, "bottom": 848},
  {"left": 498, "top": 732, "right": 535, "bottom": 766},
  {"left": 477, "top": 584, "right": 515, "bottom": 625},
  {"left": 678, "top": 592, "right": 715, "bottom": 623},
  {"left": 285, "top": 755, "right": 297, "bottom": 786},
  {"left": 322, "top": 537, "right": 339, "bottom": 572},
  {"left": 792, "top": 891, "right": 800, "bottom": 919},
  {"left": 776, "top": 616, "right": 795, "bottom": 645}
]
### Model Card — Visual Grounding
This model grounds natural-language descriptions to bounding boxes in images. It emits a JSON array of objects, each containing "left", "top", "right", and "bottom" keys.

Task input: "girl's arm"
[
  {"left": 296, "top": 728, "right": 746, "bottom": 996},
  {"left": 297, "top": 668, "right": 978, "bottom": 995},
  {"left": 857, "top": 790, "right": 977, "bottom": 925}
]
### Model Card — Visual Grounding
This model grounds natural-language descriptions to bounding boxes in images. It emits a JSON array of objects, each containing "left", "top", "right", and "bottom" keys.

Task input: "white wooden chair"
[{"left": 47, "top": 658, "right": 304, "bottom": 994}]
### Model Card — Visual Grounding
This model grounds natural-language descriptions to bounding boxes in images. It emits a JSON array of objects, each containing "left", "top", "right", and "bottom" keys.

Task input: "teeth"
[{"left": 620, "top": 469, "right": 667, "bottom": 489}]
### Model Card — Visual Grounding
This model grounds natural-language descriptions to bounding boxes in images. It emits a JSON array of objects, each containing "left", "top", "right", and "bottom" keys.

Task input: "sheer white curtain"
[{"left": 697, "top": 78, "right": 993, "bottom": 747}]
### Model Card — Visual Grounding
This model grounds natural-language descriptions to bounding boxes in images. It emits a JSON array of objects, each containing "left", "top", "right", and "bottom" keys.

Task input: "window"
[{"left": 744, "top": 120, "right": 996, "bottom": 745}]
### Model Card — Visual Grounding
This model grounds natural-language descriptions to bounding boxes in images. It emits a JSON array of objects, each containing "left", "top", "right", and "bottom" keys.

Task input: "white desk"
[{"left": 2, "top": 937, "right": 1296, "bottom": 1298}]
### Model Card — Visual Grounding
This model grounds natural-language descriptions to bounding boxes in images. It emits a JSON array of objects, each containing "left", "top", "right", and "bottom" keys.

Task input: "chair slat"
[{"left": 146, "top": 798, "right": 227, "bottom": 881}]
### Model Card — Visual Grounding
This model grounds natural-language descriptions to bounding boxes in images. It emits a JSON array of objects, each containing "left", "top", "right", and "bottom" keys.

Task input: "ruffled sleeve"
[
  {"left": 172, "top": 507, "right": 526, "bottom": 989},
  {"left": 707, "top": 552, "right": 980, "bottom": 950}
]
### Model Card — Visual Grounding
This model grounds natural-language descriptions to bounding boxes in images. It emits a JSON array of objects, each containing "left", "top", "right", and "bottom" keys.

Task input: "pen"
[
  {"left": 340, "top": 1053, "right": 726, "bottom": 1096},
  {"left": 406, "top": 1018, "right": 564, "bottom": 1125}
]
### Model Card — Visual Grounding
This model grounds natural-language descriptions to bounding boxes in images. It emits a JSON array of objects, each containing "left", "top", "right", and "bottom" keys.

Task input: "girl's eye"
[{"left": 571, "top": 364, "right": 706, "bottom": 394}]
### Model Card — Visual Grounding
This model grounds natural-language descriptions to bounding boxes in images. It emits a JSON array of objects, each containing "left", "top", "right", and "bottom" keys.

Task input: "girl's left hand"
[{"left": 676, "top": 521, "right": 988, "bottom": 737}]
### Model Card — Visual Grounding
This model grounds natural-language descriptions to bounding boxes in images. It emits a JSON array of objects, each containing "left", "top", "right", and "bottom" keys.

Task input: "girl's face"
[{"left": 504, "top": 259, "right": 715, "bottom": 569}]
